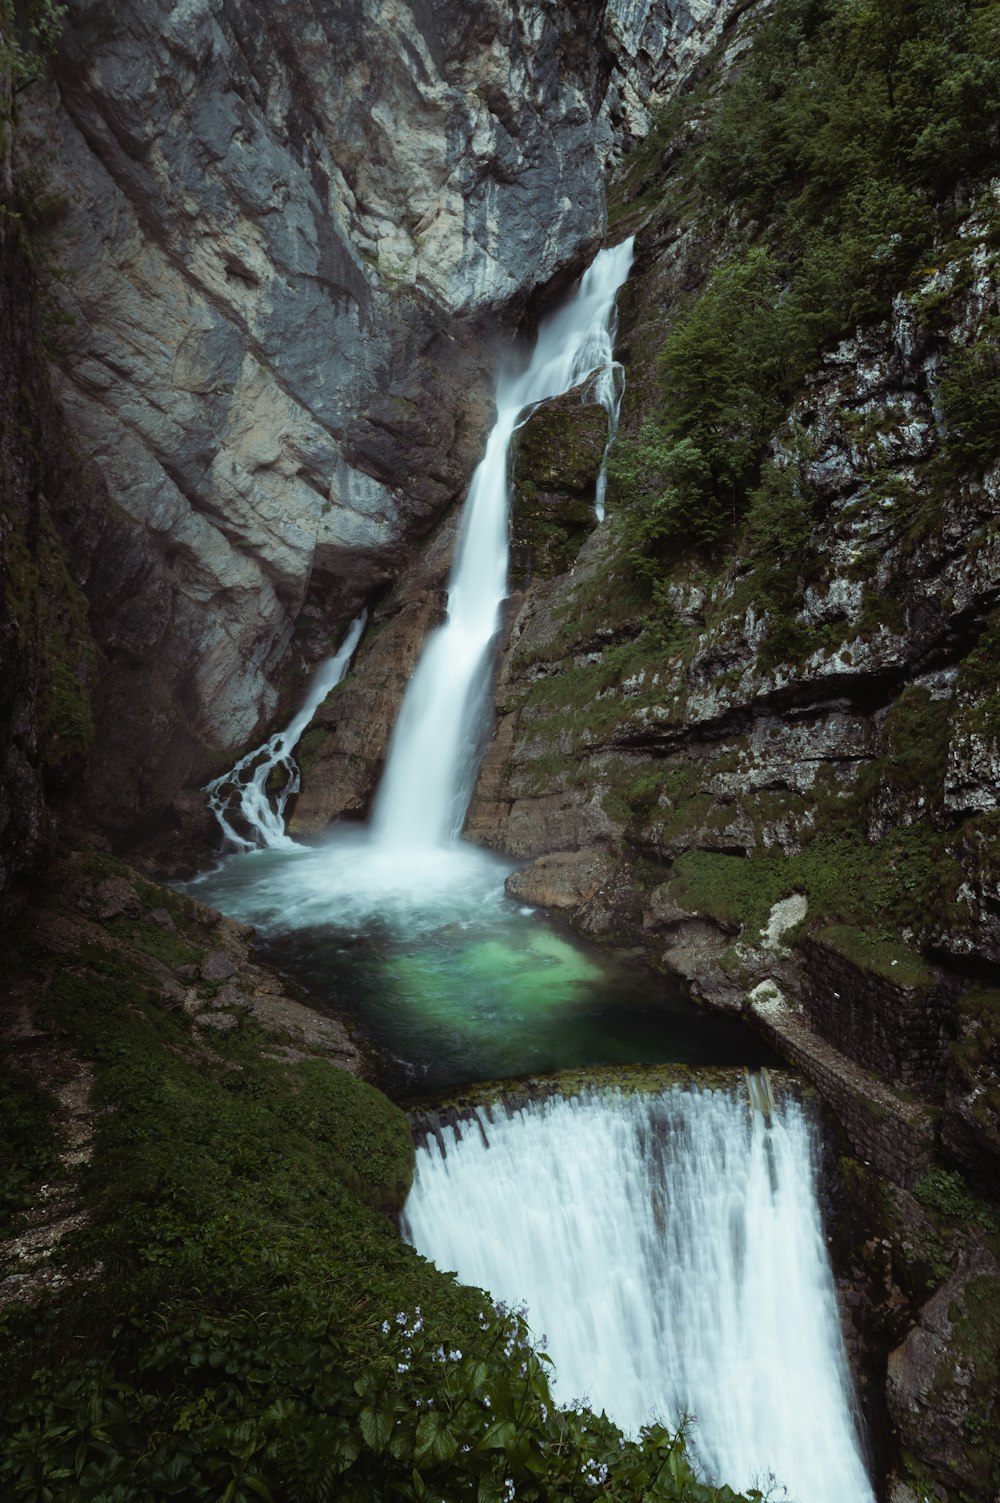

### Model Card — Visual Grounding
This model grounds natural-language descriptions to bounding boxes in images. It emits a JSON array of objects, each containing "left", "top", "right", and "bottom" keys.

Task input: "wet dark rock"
[
  {"left": 887, "top": 1247, "right": 1000, "bottom": 1500},
  {"left": 14, "top": 0, "right": 627, "bottom": 841},
  {"left": 200, "top": 949, "right": 237, "bottom": 983},
  {"left": 196, "top": 1011, "right": 239, "bottom": 1034},
  {"left": 505, "top": 847, "right": 615, "bottom": 908},
  {"left": 510, "top": 396, "right": 609, "bottom": 586},
  {"left": 94, "top": 877, "right": 141, "bottom": 921}
]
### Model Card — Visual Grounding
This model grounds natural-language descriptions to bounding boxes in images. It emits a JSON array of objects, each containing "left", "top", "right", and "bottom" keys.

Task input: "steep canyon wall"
[{"left": 7, "top": 0, "right": 744, "bottom": 856}]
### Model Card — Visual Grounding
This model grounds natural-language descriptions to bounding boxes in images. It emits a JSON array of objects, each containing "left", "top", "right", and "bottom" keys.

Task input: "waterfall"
[
  {"left": 590, "top": 302, "right": 627, "bottom": 523},
  {"left": 205, "top": 611, "right": 367, "bottom": 850},
  {"left": 403, "top": 1085, "right": 876, "bottom": 1503},
  {"left": 371, "top": 239, "right": 634, "bottom": 851}
]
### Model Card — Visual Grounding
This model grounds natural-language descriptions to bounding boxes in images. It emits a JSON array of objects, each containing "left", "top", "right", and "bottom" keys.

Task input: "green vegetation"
[
  {"left": 612, "top": 251, "right": 797, "bottom": 561},
  {"left": 936, "top": 314, "right": 1000, "bottom": 473},
  {"left": 0, "top": 871, "right": 752, "bottom": 1503},
  {"left": 609, "top": 0, "right": 1000, "bottom": 573},
  {"left": 1, "top": 0, "right": 67, "bottom": 173},
  {"left": 0, "top": 1042, "right": 59, "bottom": 1235},
  {"left": 815, "top": 924, "right": 936, "bottom": 988},
  {"left": 665, "top": 825, "right": 955, "bottom": 981},
  {"left": 951, "top": 607, "right": 1000, "bottom": 748},
  {"left": 1, "top": 1, "right": 65, "bottom": 108},
  {"left": 861, "top": 687, "right": 951, "bottom": 806},
  {"left": 914, "top": 1166, "right": 1000, "bottom": 1233}
]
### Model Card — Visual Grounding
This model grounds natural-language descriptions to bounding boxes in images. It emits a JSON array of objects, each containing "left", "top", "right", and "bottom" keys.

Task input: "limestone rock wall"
[
  {"left": 17, "top": 0, "right": 752, "bottom": 839},
  {"left": 0, "top": 227, "right": 66, "bottom": 905},
  {"left": 446, "top": 112, "right": 1000, "bottom": 1500}
]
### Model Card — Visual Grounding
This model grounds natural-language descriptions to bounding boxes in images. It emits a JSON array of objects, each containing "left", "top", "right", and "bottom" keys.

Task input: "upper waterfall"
[{"left": 371, "top": 239, "right": 634, "bottom": 851}]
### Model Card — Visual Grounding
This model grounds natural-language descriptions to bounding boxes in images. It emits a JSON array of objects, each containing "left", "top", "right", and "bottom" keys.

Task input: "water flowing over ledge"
[
  {"left": 371, "top": 238, "right": 635, "bottom": 852},
  {"left": 403, "top": 1083, "right": 876, "bottom": 1503}
]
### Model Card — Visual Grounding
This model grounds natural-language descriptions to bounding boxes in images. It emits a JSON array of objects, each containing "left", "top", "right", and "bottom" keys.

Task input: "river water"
[{"left": 187, "top": 240, "right": 876, "bottom": 1501}]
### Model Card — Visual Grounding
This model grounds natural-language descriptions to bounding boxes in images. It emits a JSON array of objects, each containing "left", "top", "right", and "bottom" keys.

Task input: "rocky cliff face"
[
  {"left": 287, "top": 7, "right": 1000, "bottom": 1491},
  {"left": 0, "top": 218, "right": 169, "bottom": 907},
  {"left": 456, "top": 154, "right": 1000, "bottom": 1503},
  {"left": 9, "top": 0, "right": 747, "bottom": 845}
]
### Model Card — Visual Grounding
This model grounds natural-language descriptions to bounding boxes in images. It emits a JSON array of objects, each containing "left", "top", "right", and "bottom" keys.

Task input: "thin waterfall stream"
[
  {"left": 204, "top": 611, "right": 367, "bottom": 851},
  {"left": 187, "top": 240, "right": 876, "bottom": 1500}
]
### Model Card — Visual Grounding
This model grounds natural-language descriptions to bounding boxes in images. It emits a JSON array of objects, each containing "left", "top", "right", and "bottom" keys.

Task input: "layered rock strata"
[{"left": 6, "top": 0, "right": 738, "bottom": 843}]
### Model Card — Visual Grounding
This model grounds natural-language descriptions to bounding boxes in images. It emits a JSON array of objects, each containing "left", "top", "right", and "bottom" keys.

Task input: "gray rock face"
[
  {"left": 600, "top": 0, "right": 748, "bottom": 152},
  {"left": 887, "top": 1247, "right": 1000, "bottom": 1501},
  {"left": 504, "top": 847, "right": 615, "bottom": 907},
  {"left": 20, "top": 0, "right": 737, "bottom": 834}
]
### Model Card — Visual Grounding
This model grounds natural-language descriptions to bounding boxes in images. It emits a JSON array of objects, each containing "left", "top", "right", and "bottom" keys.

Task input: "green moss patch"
[
  {"left": 0, "top": 1042, "right": 60, "bottom": 1236},
  {"left": 665, "top": 827, "right": 958, "bottom": 974},
  {"left": 914, "top": 1167, "right": 1000, "bottom": 1235},
  {"left": 815, "top": 925, "right": 935, "bottom": 989}
]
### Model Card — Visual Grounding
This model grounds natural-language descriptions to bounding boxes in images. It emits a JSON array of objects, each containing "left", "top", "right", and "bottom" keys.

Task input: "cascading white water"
[
  {"left": 590, "top": 308, "right": 627, "bottom": 523},
  {"left": 205, "top": 611, "right": 367, "bottom": 850},
  {"left": 403, "top": 1085, "right": 876, "bottom": 1503},
  {"left": 371, "top": 239, "right": 634, "bottom": 852}
]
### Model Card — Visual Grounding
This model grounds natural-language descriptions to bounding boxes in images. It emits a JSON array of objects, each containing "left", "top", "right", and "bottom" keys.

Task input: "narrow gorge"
[{"left": 1, "top": 2, "right": 998, "bottom": 1502}]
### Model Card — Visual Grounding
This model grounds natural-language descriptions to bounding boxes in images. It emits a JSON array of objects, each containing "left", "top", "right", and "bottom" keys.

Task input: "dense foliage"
[
  {"left": 0, "top": 868, "right": 753, "bottom": 1503},
  {"left": 0, "top": 1042, "right": 59, "bottom": 1234},
  {"left": 611, "top": 0, "right": 1000, "bottom": 567},
  {"left": 0, "top": 0, "right": 66, "bottom": 103}
]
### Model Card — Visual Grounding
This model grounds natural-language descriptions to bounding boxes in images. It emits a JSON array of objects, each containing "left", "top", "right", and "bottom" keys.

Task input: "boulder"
[{"left": 505, "top": 848, "right": 615, "bottom": 908}]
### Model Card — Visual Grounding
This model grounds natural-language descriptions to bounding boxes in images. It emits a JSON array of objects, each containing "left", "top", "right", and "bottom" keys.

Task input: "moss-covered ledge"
[{"left": 406, "top": 1060, "right": 807, "bottom": 1150}]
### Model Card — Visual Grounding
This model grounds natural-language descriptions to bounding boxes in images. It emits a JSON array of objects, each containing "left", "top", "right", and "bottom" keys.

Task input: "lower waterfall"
[{"left": 403, "top": 1085, "right": 876, "bottom": 1503}]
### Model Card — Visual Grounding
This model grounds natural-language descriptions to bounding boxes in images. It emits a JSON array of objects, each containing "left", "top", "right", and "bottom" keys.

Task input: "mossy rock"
[
  {"left": 512, "top": 397, "right": 608, "bottom": 494},
  {"left": 407, "top": 1061, "right": 806, "bottom": 1137},
  {"left": 813, "top": 925, "right": 936, "bottom": 990},
  {"left": 891, "top": 1260, "right": 1000, "bottom": 1501},
  {"left": 509, "top": 397, "right": 608, "bottom": 583}
]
